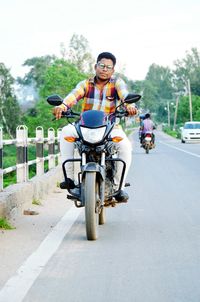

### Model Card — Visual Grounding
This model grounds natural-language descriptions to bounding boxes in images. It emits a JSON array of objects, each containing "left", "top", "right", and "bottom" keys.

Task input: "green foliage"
[
  {"left": 142, "top": 64, "right": 175, "bottom": 114},
  {"left": 18, "top": 55, "right": 57, "bottom": 88},
  {"left": 177, "top": 95, "right": 200, "bottom": 124},
  {"left": 16, "top": 55, "right": 58, "bottom": 109},
  {"left": 32, "top": 199, "right": 42, "bottom": 206},
  {"left": 40, "top": 59, "right": 86, "bottom": 98},
  {"left": 0, "top": 218, "right": 15, "bottom": 230},
  {"left": 3, "top": 145, "right": 16, "bottom": 169},
  {"left": 173, "top": 48, "right": 200, "bottom": 96},
  {"left": 0, "top": 63, "right": 21, "bottom": 137},
  {"left": 21, "top": 59, "right": 86, "bottom": 136},
  {"left": 3, "top": 95, "right": 21, "bottom": 135},
  {"left": 163, "top": 126, "right": 178, "bottom": 138},
  {"left": 2, "top": 143, "right": 50, "bottom": 187},
  {"left": 2, "top": 33, "right": 200, "bottom": 146},
  {"left": 21, "top": 97, "right": 59, "bottom": 136},
  {"left": 3, "top": 172, "right": 16, "bottom": 188},
  {"left": 3, "top": 146, "right": 17, "bottom": 187},
  {"left": 138, "top": 49, "right": 200, "bottom": 125}
]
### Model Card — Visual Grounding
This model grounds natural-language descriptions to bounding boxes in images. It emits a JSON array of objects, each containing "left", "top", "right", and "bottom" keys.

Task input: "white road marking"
[
  {"left": 159, "top": 141, "right": 200, "bottom": 158},
  {"left": 0, "top": 206, "right": 82, "bottom": 302}
]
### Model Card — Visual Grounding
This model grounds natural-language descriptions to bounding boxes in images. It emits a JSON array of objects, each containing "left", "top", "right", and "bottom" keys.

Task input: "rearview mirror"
[
  {"left": 47, "top": 94, "right": 63, "bottom": 106},
  {"left": 124, "top": 94, "right": 141, "bottom": 104}
]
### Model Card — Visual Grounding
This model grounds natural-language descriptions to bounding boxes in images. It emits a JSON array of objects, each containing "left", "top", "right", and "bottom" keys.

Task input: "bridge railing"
[{"left": 0, "top": 126, "right": 62, "bottom": 191}]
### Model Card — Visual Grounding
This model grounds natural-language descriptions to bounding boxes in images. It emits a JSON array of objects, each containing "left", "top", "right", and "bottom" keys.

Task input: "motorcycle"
[
  {"left": 47, "top": 93, "right": 141, "bottom": 240},
  {"left": 141, "top": 131, "right": 155, "bottom": 154}
]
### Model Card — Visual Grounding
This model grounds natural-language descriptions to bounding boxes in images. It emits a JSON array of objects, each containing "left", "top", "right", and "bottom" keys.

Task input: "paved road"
[{"left": 1, "top": 130, "right": 200, "bottom": 302}]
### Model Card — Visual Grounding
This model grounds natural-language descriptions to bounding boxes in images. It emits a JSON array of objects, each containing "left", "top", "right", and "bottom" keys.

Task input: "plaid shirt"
[{"left": 60, "top": 76, "right": 130, "bottom": 114}]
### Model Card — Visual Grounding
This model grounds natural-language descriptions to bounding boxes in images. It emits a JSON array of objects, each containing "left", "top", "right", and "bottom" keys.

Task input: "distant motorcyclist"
[
  {"left": 140, "top": 113, "right": 155, "bottom": 145},
  {"left": 138, "top": 114, "right": 145, "bottom": 141}
]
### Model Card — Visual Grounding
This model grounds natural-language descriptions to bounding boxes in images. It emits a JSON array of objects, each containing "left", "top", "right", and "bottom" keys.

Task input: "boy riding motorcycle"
[{"left": 53, "top": 52, "right": 138, "bottom": 203}]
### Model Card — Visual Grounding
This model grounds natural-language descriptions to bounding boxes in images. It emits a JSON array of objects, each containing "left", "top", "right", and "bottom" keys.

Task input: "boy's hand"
[
  {"left": 127, "top": 106, "right": 138, "bottom": 116},
  {"left": 53, "top": 106, "right": 64, "bottom": 120}
]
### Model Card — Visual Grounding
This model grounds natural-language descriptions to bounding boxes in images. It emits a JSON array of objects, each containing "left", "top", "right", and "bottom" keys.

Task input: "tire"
[
  {"left": 181, "top": 139, "right": 185, "bottom": 143},
  {"left": 99, "top": 207, "right": 106, "bottom": 225},
  {"left": 84, "top": 172, "right": 98, "bottom": 240},
  {"left": 146, "top": 145, "right": 149, "bottom": 154}
]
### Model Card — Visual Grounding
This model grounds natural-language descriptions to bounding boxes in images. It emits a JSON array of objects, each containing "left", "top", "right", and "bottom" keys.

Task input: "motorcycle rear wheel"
[{"left": 84, "top": 172, "right": 98, "bottom": 240}]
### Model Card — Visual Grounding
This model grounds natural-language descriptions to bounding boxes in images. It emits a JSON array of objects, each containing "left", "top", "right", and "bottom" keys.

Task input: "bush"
[{"left": 163, "top": 126, "right": 179, "bottom": 138}]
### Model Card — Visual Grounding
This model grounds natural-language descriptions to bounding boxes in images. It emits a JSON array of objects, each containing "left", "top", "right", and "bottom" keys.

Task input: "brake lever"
[{"left": 115, "top": 109, "right": 127, "bottom": 118}]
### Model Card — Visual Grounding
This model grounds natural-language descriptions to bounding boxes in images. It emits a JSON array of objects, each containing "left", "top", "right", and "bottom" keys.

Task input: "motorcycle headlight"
[{"left": 80, "top": 126, "right": 106, "bottom": 144}]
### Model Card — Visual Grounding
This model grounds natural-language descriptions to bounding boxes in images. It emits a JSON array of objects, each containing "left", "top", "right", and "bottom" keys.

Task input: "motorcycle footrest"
[{"left": 67, "top": 194, "right": 80, "bottom": 200}]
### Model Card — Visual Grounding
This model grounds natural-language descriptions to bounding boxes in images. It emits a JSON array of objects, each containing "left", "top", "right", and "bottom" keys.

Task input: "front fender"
[{"left": 82, "top": 162, "right": 105, "bottom": 180}]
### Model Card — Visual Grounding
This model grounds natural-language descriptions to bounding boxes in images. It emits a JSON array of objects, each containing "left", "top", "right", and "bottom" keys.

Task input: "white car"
[{"left": 180, "top": 121, "right": 200, "bottom": 143}]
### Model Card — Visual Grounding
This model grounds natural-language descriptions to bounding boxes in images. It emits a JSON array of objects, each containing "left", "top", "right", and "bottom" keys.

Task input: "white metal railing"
[{"left": 0, "top": 126, "right": 62, "bottom": 191}]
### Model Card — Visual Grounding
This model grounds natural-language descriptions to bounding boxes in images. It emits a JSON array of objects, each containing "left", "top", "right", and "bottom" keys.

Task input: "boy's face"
[{"left": 95, "top": 58, "right": 115, "bottom": 81}]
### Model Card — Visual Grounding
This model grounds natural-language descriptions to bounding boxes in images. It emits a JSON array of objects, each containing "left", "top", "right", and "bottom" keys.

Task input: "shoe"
[
  {"left": 60, "top": 178, "right": 76, "bottom": 190},
  {"left": 115, "top": 190, "right": 129, "bottom": 203},
  {"left": 69, "top": 187, "right": 80, "bottom": 198}
]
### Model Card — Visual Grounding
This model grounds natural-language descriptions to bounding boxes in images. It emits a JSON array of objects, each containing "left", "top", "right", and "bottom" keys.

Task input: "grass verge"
[{"left": 0, "top": 217, "right": 15, "bottom": 230}]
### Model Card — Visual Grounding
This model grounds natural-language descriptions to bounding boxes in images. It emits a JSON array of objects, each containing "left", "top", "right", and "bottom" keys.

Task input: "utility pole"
[
  {"left": 187, "top": 79, "right": 193, "bottom": 121},
  {"left": 167, "top": 101, "right": 170, "bottom": 127},
  {"left": 173, "top": 95, "right": 179, "bottom": 130}
]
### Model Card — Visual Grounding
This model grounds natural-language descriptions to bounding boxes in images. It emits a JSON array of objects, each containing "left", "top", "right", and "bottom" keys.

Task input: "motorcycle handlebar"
[
  {"left": 61, "top": 110, "right": 80, "bottom": 118},
  {"left": 112, "top": 109, "right": 129, "bottom": 119},
  {"left": 52, "top": 110, "right": 80, "bottom": 121},
  {"left": 63, "top": 109, "right": 130, "bottom": 120}
]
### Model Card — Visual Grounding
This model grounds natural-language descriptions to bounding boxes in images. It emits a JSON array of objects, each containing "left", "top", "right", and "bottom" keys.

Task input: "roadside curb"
[{"left": 0, "top": 166, "right": 63, "bottom": 219}]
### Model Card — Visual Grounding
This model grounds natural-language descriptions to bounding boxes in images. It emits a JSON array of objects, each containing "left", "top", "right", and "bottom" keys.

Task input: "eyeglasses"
[{"left": 97, "top": 62, "right": 114, "bottom": 71}]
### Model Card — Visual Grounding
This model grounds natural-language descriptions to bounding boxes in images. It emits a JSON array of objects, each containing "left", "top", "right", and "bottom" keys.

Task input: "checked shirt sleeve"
[
  {"left": 59, "top": 80, "right": 86, "bottom": 110},
  {"left": 115, "top": 78, "right": 136, "bottom": 109},
  {"left": 115, "top": 78, "right": 129, "bottom": 101}
]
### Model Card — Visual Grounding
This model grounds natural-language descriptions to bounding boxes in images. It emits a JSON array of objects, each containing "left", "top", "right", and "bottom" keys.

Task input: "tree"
[
  {"left": 17, "top": 55, "right": 57, "bottom": 109},
  {"left": 18, "top": 55, "right": 57, "bottom": 88},
  {"left": 0, "top": 63, "right": 21, "bottom": 137},
  {"left": 137, "top": 64, "right": 175, "bottom": 122},
  {"left": 62, "top": 34, "right": 95, "bottom": 75},
  {"left": 115, "top": 72, "right": 136, "bottom": 91},
  {"left": 40, "top": 59, "right": 86, "bottom": 98},
  {"left": 173, "top": 48, "right": 200, "bottom": 96},
  {"left": 22, "top": 59, "right": 86, "bottom": 136},
  {"left": 177, "top": 95, "right": 200, "bottom": 125}
]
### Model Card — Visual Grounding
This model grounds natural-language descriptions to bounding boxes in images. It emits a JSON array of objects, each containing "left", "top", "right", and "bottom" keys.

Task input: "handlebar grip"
[
  {"left": 115, "top": 110, "right": 128, "bottom": 118},
  {"left": 61, "top": 111, "right": 80, "bottom": 118},
  {"left": 62, "top": 111, "right": 70, "bottom": 116}
]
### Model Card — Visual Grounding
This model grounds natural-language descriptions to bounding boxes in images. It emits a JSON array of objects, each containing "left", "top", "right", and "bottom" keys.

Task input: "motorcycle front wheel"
[{"left": 84, "top": 172, "right": 98, "bottom": 240}]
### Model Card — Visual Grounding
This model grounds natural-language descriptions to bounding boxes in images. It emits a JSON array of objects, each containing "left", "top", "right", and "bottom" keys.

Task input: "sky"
[{"left": 0, "top": 0, "right": 200, "bottom": 81}]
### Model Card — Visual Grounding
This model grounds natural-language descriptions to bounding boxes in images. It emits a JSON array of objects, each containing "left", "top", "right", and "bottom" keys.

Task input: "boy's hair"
[
  {"left": 145, "top": 113, "right": 151, "bottom": 119},
  {"left": 97, "top": 52, "right": 116, "bottom": 66}
]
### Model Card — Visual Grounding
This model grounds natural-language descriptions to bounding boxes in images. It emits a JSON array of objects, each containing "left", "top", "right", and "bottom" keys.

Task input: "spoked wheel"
[
  {"left": 84, "top": 172, "right": 98, "bottom": 240},
  {"left": 99, "top": 207, "right": 106, "bottom": 225}
]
